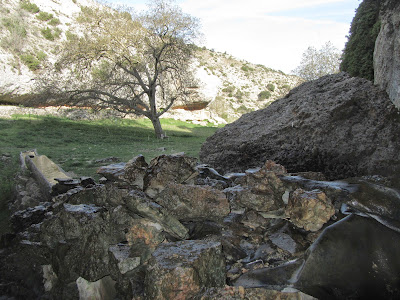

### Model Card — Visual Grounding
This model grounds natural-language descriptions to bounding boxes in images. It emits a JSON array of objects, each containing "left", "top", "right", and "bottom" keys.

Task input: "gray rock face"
[
  {"left": 200, "top": 73, "right": 400, "bottom": 180},
  {"left": 295, "top": 214, "right": 400, "bottom": 299},
  {"left": 145, "top": 240, "right": 226, "bottom": 299},
  {"left": 155, "top": 183, "right": 230, "bottom": 221},
  {"left": 144, "top": 153, "right": 198, "bottom": 198},
  {"left": 374, "top": 0, "right": 400, "bottom": 108}
]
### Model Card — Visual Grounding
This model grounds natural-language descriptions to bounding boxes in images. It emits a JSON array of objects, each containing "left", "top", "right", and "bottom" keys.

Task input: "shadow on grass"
[{"left": 0, "top": 115, "right": 220, "bottom": 233}]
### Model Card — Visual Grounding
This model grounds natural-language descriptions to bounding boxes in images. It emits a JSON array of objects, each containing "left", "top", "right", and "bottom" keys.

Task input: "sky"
[{"left": 105, "top": 0, "right": 361, "bottom": 74}]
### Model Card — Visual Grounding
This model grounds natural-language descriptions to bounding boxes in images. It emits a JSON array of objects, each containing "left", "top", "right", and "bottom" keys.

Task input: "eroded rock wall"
[{"left": 374, "top": 0, "right": 400, "bottom": 107}]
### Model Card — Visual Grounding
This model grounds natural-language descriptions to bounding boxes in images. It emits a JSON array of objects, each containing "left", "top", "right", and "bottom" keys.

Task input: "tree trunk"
[{"left": 151, "top": 116, "right": 165, "bottom": 139}]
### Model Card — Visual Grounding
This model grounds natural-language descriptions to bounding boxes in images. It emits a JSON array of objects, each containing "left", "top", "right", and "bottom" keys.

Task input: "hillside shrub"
[
  {"left": 340, "top": 0, "right": 382, "bottom": 81},
  {"left": 48, "top": 17, "right": 61, "bottom": 26},
  {"left": 258, "top": 90, "right": 271, "bottom": 100},
  {"left": 41, "top": 27, "right": 54, "bottom": 40},
  {"left": 2, "top": 17, "right": 27, "bottom": 37},
  {"left": 266, "top": 83, "right": 275, "bottom": 92},
  {"left": 36, "top": 50, "right": 47, "bottom": 61},
  {"left": 241, "top": 65, "right": 254, "bottom": 72},
  {"left": 36, "top": 11, "right": 54, "bottom": 22},
  {"left": 20, "top": 53, "right": 40, "bottom": 70},
  {"left": 222, "top": 86, "right": 235, "bottom": 93},
  {"left": 20, "top": 1, "right": 40, "bottom": 13},
  {"left": 237, "top": 105, "right": 252, "bottom": 114},
  {"left": 1, "top": 16, "right": 27, "bottom": 52},
  {"left": 234, "top": 90, "right": 244, "bottom": 100}
]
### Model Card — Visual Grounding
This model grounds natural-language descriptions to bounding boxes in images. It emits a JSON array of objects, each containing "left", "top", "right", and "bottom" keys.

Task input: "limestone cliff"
[{"left": 374, "top": 0, "right": 400, "bottom": 108}]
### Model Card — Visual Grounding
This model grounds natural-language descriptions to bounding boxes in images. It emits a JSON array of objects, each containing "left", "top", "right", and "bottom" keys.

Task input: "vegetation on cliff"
[{"left": 340, "top": 0, "right": 382, "bottom": 81}]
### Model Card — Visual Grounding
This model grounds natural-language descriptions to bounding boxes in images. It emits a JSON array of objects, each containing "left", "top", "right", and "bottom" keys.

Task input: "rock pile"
[{"left": 1, "top": 151, "right": 400, "bottom": 299}]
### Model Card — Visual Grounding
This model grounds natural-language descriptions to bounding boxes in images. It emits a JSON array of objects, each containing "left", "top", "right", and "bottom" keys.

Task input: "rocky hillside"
[
  {"left": 0, "top": 0, "right": 99, "bottom": 95},
  {"left": 0, "top": 0, "right": 300, "bottom": 124}
]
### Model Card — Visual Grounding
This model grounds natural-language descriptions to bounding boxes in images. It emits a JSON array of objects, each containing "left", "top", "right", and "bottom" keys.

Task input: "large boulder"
[{"left": 200, "top": 73, "right": 400, "bottom": 180}]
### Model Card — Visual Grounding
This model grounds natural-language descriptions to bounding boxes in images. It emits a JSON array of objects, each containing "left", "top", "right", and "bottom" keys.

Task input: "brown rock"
[
  {"left": 145, "top": 240, "right": 225, "bottom": 300},
  {"left": 144, "top": 153, "right": 198, "bottom": 198},
  {"left": 155, "top": 183, "right": 230, "bottom": 221},
  {"left": 285, "top": 189, "right": 335, "bottom": 232}
]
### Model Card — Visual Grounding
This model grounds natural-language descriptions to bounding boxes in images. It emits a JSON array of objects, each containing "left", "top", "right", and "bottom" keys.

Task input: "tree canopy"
[
  {"left": 340, "top": 0, "right": 382, "bottom": 81},
  {"left": 38, "top": 0, "right": 200, "bottom": 138},
  {"left": 292, "top": 41, "right": 341, "bottom": 81}
]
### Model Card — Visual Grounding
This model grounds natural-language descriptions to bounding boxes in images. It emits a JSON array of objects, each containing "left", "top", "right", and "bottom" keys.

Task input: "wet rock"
[
  {"left": 155, "top": 183, "right": 230, "bottom": 221},
  {"left": 233, "top": 258, "right": 304, "bottom": 289},
  {"left": 269, "top": 232, "right": 297, "bottom": 255},
  {"left": 109, "top": 243, "right": 140, "bottom": 276},
  {"left": 10, "top": 203, "right": 52, "bottom": 232},
  {"left": 39, "top": 203, "right": 131, "bottom": 283},
  {"left": 108, "top": 243, "right": 148, "bottom": 299},
  {"left": 97, "top": 155, "right": 148, "bottom": 189},
  {"left": 295, "top": 214, "right": 400, "bottom": 299},
  {"left": 285, "top": 189, "right": 335, "bottom": 232},
  {"left": 200, "top": 73, "right": 400, "bottom": 180},
  {"left": 144, "top": 153, "right": 198, "bottom": 198},
  {"left": 124, "top": 155, "right": 148, "bottom": 189},
  {"left": 224, "top": 162, "right": 286, "bottom": 212},
  {"left": 345, "top": 178, "right": 400, "bottom": 223},
  {"left": 195, "top": 164, "right": 231, "bottom": 182},
  {"left": 145, "top": 240, "right": 225, "bottom": 299},
  {"left": 0, "top": 238, "right": 51, "bottom": 299},
  {"left": 195, "top": 286, "right": 316, "bottom": 300},
  {"left": 76, "top": 276, "right": 116, "bottom": 300},
  {"left": 124, "top": 190, "right": 189, "bottom": 240},
  {"left": 42, "top": 265, "right": 58, "bottom": 292}
]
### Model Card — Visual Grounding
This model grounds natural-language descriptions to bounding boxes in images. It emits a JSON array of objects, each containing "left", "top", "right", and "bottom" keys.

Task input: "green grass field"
[{"left": 0, "top": 113, "right": 221, "bottom": 234}]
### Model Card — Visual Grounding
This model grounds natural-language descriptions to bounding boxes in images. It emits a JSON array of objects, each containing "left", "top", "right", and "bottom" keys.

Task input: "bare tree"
[
  {"left": 292, "top": 41, "right": 341, "bottom": 81},
  {"left": 37, "top": 0, "right": 200, "bottom": 138}
]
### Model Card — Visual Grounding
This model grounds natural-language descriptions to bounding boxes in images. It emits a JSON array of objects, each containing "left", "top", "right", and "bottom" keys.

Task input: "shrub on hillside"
[
  {"left": 20, "top": 1, "right": 40, "bottom": 13},
  {"left": 241, "top": 65, "right": 254, "bottom": 72},
  {"left": 222, "top": 86, "right": 235, "bottom": 93},
  {"left": 49, "top": 18, "right": 61, "bottom": 26},
  {"left": 258, "top": 90, "right": 271, "bottom": 100},
  {"left": 20, "top": 53, "right": 40, "bottom": 71},
  {"left": 1, "top": 16, "right": 27, "bottom": 53},
  {"left": 36, "top": 11, "right": 54, "bottom": 22},
  {"left": 41, "top": 27, "right": 54, "bottom": 40},
  {"left": 266, "top": 83, "right": 275, "bottom": 92},
  {"left": 2, "top": 17, "right": 27, "bottom": 37}
]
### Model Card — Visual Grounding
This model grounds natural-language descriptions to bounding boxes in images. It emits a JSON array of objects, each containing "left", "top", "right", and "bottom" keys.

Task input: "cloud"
[{"left": 180, "top": 0, "right": 355, "bottom": 73}]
